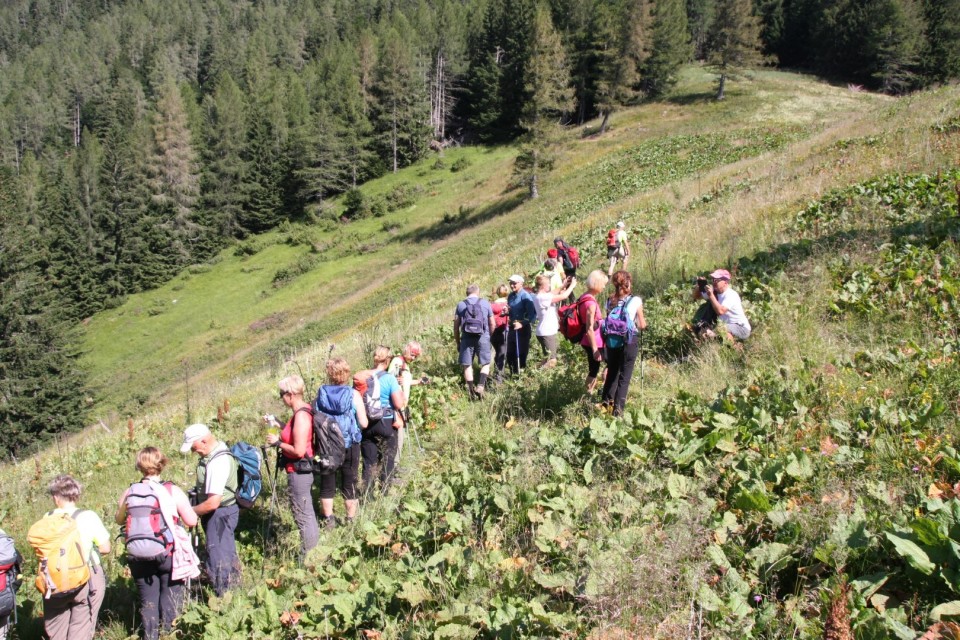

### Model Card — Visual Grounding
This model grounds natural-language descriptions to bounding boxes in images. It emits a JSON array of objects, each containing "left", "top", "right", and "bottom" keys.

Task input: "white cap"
[
  {"left": 617, "top": 221, "right": 625, "bottom": 228},
  {"left": 508, "top": 274, "right": 524, "bottom": 284},
  {"left": 180, "top": 423, "right": 211, "bottom": 453}
]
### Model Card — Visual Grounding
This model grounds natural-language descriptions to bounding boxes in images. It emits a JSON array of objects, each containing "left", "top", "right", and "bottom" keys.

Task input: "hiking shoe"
[
  {"left": 474, "top": 385, "right": 485, "bottom": 399},
  {"left": 324, "top": 515, "right": 336, "bottom": 530}
]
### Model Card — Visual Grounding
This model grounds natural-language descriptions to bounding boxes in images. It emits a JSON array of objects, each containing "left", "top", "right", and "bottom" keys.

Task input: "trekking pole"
[
  {"left": 639, "top": 330, "right": 644, "bottom": 398},
  {"left": 405, "top": 408, "right": 424, "bottom": 454},
  {"left": 261, "top": 445, "right": 281, "bottom": 577},
  {"left": 514, "top": 325, "right": 521, "bottom": 374}
]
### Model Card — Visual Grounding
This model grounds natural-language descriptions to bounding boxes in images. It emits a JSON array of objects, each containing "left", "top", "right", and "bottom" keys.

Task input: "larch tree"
[
  {"left": 146, "top": 78, "right": 201, "bottom": 259},
  {"left": 704, "top": 0, "right": 765, "bottom": 99},
  {"left": 514, "top": 2, "right": 572, "bottom": 199}
]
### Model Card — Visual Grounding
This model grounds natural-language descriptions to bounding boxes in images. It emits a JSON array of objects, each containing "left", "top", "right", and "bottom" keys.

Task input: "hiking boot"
[
  {"left": 474, "top": 385, "right": 485, "bottom": 399},
  {"left": 324, "top": 515, "right": 336, "bottom": 530},
  {"left": 543, "top": 358, "right": 557, "bottom": 369}
]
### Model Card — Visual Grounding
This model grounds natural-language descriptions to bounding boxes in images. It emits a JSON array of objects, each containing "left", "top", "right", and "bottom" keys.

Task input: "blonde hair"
[
  {"left": 278, "top": 374, "right": 305, "bottom": 396},
  {"left": 535, "top": 274, "right": 550, "bottom": 292},
  {"left": 136, "top": 446, "right": 168, "bottom": 476},
  {"left": 373, "top": 345, "right": 392, "bottom": 366},
  {"left": 326, "top": 357, "right": 351, "bottom": 385},
  {"left": 48, "top": 474, "right": 82, "bottom": 502},
  {"left": 586, "top": 270, "right": 609, "bottom": 292}
]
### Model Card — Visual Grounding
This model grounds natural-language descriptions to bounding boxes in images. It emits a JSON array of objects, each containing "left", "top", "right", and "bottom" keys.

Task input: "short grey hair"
[
  {"left": 466, "top": 284, "right": 480, "bottom": 296},
  {"left": 48, "top": 474, "right": 82, "bottom": 502},
  {"left": 586, "top": 270, "right": 609, "bottom": 292}
]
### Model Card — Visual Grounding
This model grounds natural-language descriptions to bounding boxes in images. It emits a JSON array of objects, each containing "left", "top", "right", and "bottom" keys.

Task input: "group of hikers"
[
  {"left": 454, "top": 229, "right": 752, "bottom": 413},
  {"left": 0, "top": 224, "right": 751, "bottom": 640},
  {"left": 0, "top": 343, "right": 425, "bottom": 640}
]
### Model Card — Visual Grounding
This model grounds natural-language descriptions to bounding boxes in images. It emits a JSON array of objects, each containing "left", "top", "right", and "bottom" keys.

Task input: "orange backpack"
[{"left": 27, "top": 510, "right": 90, "bottom": 598}]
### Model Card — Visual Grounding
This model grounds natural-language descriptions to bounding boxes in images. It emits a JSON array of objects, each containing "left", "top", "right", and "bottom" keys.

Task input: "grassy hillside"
[{"left": 2, "top": 67, "right": 960, "bottom": 639}]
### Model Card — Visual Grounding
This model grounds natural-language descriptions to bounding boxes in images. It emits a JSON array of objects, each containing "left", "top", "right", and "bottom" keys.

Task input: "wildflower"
[{"left": 753, "top": 595, "right": 762, "bottom": 603}]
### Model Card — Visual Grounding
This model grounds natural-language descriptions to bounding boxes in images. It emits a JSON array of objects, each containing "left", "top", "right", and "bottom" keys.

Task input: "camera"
[
  {"left": 697, "top": 276, "right": 709, "bottom": 296},
  {"left": 420, "top": 375, "right": 431, "bottom": 385},
  {"left": 187, "top": 488, "right": 199, "bottom": 507}
]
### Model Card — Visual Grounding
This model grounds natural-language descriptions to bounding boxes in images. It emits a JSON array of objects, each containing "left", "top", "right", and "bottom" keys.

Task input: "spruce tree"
[
  {"left": 592, "top": 0, "right": 651, "bottom": 134},
  {"left": 704, "top": 0, "right": 765, "bottom": 99},
  {"left": 514, "top": 2, "right": 572, "bottom": 199},
  {"left": 0, "top": 167, "right": 91, "bottom": 456},
  {"left": 923, "top": 0, "right": 960, "bottom": 83},
  {"left": 642, "top": 0, "right": 692, "bottom": 97}
]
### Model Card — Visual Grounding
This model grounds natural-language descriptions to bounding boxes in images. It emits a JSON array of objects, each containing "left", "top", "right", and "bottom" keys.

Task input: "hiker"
[
  {"left": 553, "top": 237, "right": 580, "bottom": 277},
  {"left": 359, "top": 346, "right": 406, "bottom": 494},
  {"left": 0, "top": 527, "right": 22, "bottom": 640},
  {"left": 606, "top": 221, "right": 631, "bottom": 276},
  {"left": 534, "top": 274, "right": 577, "bottom": 368},
  {"left": 388, "top": 342, "right": 423, "bottom": 462},
  {"left": 315, "top": 358, "right": 367, "bottom": 526},
  {"left": 537, "top": 258, "right": 564, "bottom": 292},
  {"left": 506, "top": 274, "right": 537, "bottom": 374},
  {"left": 579, "top": 270, "right": 608, "bottom": 394},
  {"left": 181, "top": 423, "right": 240, "bottom": 596},
  {"left": 454, "top": 284, "right": 496, "bottom": 397},
  {"left": 490, "top": 284, "right": 510, "bottom": 383},
  {"left": 34, "top": 474, "right": 111, "bottom": 640},
  {"left": 114, "top": 447, "right": 199, "bottom": 640},
  {"left": 690, "top": 269, "right": 751, "bottom": 342},
  {"left": 265, "top": 375, "right": 318, "bottom": 554},
  {"left": 601, "top": 271, "right": 647, "bottom": 416}
]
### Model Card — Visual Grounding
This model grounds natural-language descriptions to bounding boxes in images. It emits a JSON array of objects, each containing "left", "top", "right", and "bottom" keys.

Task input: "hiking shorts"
[
  {"left": 459, "top": 333, "right": 491, "bottom": 366},
  {"left": 726, "top": 323, "right": 751, "bottom": 341}
]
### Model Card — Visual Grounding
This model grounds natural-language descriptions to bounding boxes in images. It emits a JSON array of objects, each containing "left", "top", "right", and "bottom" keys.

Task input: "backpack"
[
  {"left": 311, "top": 404, "right": 347, "bottom": 476},
  {"left": 208, "top": 443, "right": 263, "bottom": 509},
  {"left": 0, "top": 530, "right": 22, "bottom": 618},
  {"left": 558, "top": 294, "right": 594, "bottom": 343},
  {"left": 460, "top": 298, "right": 486, "bottom": 335},
  {"left": 606, "top": 229, "right": 619, "bottom": 248},
  {"left": 123, "top": 481, "right": 176, "bottom": 560},
  {"left": 229, "top": 443, "right": 263, "bottom": 509},
  {"left": 353, "top": 370, "right": 386, "bottom": 421},
  {"left": 27, "top": 510, "right": 90, "bottom": 598},
  {"left": 601, "top": 296, "right": 636, "bottom": 349}
]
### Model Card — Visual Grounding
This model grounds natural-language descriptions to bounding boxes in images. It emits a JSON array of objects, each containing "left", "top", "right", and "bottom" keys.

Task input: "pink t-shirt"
[{"left": 578, "top": 294, "right": 603, "bottom": 348}]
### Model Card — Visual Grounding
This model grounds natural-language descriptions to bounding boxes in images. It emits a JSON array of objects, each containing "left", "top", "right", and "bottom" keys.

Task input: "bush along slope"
[{"left": 149, "top": 169, "right": 958, "bottom": 639}]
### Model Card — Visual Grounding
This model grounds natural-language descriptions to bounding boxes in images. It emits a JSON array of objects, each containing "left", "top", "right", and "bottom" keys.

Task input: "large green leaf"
[
  {"left": 929, "top": 601, "right": 960, "bottom": 621},
  {"left": 885, "top": 531, "right": 936, "bottom": 574}
]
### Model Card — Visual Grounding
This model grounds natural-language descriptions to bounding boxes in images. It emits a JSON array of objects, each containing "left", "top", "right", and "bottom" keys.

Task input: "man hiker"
[
  {"left": 454, "top": 284, "right": 495, "bottom": 399},
  {"left": 553, "top": 237, "right": 579, "bottom": 278},
  {"left": 181, "top": 424, "right": 240, "bottom": 596},
  {"left": 506, "top": 274, "right": 538, "bottom": 374},
  {"left": 607, "top": 220, "right": 631, "bottom": 276}
]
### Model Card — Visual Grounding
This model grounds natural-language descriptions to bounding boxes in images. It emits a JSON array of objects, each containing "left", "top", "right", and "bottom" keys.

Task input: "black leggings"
[
  {"left": 602, "top": 340, "right": 639, "bottom": 416},
  {"left": 317, "top": 444, "right": 361, "bottom": 500},
  {"left": 360, "top": 418, "right": 398, "bottom": 493},
  {"left": 581, "top": 344, "right": 604, "bottom": 378}
]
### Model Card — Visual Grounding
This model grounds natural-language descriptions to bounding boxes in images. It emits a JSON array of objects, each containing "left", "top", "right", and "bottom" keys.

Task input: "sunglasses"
[{"left": 278, "top": 390, "right": 288, "bottom": 400}]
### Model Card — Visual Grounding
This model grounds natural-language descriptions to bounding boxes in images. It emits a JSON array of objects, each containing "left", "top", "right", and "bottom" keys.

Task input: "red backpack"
[
  {"left": 558, "top": 294, "right": 594, "bottom": 343},
  {"left": 606, "top": 229, "right": 619, "bottom": 247},
  {"left": 566, "top": 245, "right": 581, "bottom": 268}
]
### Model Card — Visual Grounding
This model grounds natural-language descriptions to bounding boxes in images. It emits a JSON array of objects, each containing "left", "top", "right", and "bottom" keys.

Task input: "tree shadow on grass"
[
  {"left": 393, "top": 192, "right": 526, "bottom": 245},
  {"left": 666, "top": 90, "right": 718, "bottom": 106}
]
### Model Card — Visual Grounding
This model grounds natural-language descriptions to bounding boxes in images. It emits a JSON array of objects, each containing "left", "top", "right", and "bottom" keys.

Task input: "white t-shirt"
[
  {"left": 51, "top": 507, "right": 110, "bottom": 566},
  {"left": 535, "top": 292, "right": 559, "bottom": 336},
  {"left": 203, "top": 442, "right": 234, "bottom": 498},
  {"left": 609, "top": 296, "right": 644, "bottom": 331},
  {"left": 616, "top": 229, "right": 627, "bottom": 245},
  {"left": 716, "top": 288, "right": 750, "bottom": 329}
]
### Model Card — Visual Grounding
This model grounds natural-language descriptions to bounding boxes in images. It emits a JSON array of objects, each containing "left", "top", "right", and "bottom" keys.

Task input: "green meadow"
[{"left": 3, "top": 67, "right": 959, "bottom": 638}]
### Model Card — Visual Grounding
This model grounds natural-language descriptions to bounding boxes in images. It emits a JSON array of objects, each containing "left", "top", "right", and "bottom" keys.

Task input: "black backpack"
[{"left": 312, "top": 410, "right": 347, "bottom": 474}]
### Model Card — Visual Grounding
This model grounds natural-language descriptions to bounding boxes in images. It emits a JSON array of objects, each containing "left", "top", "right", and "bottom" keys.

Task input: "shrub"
[{"left": 451, "top": 156, "right": 471, "bottom": 172}]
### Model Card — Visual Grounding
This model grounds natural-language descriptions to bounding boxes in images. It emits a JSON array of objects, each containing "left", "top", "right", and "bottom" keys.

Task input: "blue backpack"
[
  {"left": 315, "top": 385, "right": 361, "bottom": 449},
  {"left": 221, "top": 443, "right": 263, "bottom": 509},
  {"left": 601, "top": 296, "right": 636, "bottom": 349}
]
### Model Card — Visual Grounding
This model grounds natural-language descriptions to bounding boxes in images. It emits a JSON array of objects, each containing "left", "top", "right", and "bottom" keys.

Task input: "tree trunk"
[
  {"left": 392, "top": 103, "right": 398, "bottom": 173},
  {"left": 716, "top": 74, "right": 726, "bottom": 101},
  {"left": 599, "top": 111, "right": 610, "bottom": 134},
  {"left": 529, "top": 148, "right": 539, "bottom": 199}
]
